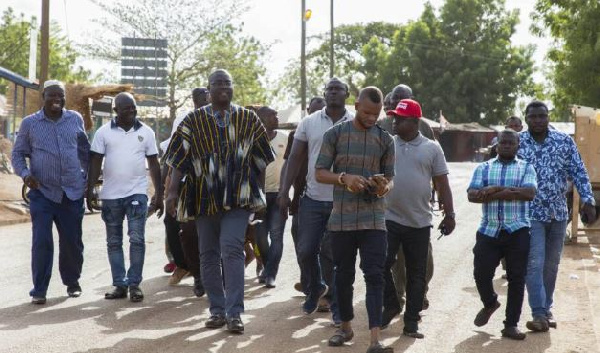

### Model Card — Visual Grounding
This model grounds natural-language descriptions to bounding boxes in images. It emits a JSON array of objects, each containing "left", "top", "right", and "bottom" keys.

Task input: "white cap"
[{"left": 43, "top": 80, "right": 65, "bottom": 90}]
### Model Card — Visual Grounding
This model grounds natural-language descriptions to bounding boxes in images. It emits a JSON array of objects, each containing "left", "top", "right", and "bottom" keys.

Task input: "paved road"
[{"left": 1, "top": 163, "right": 599, "bottom": 353}]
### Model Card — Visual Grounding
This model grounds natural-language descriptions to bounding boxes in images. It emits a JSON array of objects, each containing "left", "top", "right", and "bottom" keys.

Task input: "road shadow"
[
  {"left": 453, "top": 330, "right": 552, "bottom": 353},
  {"left": 461, "top": 277, "right": 508, "bottom": 298}
]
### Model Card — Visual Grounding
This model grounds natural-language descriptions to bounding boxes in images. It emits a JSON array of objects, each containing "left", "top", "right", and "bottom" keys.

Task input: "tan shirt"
[{"left": 265, "top": 131, "right": 288, "bottom": 193}]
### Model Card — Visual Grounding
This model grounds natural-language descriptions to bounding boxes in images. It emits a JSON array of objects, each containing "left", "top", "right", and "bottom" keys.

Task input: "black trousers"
[
  {"left": 164, "top": 213, "right": 201, "bottom": 277},
  {"left": 383, "top": 221, "right": 430, "bottom": 330},
  {"left": 473, "top": 228, "right": 530, "bottom": 327}
]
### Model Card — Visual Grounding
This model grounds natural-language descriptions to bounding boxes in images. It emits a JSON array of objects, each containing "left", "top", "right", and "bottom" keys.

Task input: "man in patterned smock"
[{"left": 165, "top": 69, "right": 274, "bottom": 334}]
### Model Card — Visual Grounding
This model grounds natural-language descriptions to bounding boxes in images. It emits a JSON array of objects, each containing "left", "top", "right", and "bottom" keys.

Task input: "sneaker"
[
  {"left": 526, "top": 316, "right": 549, "bottom": 332},
  {"left": 168, "top": 268, "right": 189, "bottom": 286},
  {"left": 31, "top": 296, "right": 46, "bottom": 305},
  {"left": 317, "top": 298, "right": 330, "bottom": 312},
  {"left": 67, "top": 284, "right": 82, "bottom": 298},
  {"left": 501, "top": 326, "right": 526, "bottom": 340},
  {"left": 303, "top": 284, "right": 329, "bottom": 315},
  {"left": 163, "top": 262, "right": 176, "bottom": 273},
  {"left": 205, "top": 314, "right": 227, "bottom": 329},
  {"left": 474, "top": 301, "right": 501, "bottom": 327}
]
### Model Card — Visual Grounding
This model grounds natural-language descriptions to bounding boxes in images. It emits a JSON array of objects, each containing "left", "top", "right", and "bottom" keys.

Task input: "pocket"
[{"left": 127, "top": 195, "right": 148, "bottom": 220}]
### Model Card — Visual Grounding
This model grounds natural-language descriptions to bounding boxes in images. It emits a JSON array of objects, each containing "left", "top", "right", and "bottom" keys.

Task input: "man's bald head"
[{"left": 390, "top": 84, "right": 413, "bottom": 108}]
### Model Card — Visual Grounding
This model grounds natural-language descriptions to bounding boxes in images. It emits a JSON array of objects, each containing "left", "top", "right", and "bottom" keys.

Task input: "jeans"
[
  {"left": 101, "top": 194, "right": 148, "bottom": 287},
  {"left": 473, "top": 228, "right": 530, "bottom": 327},
  {"left": 392, "top": 241, "right": 434, "bottom": 308},
  {"left": 28, "top": 190, "right": 84, "bottom": 297},
  {"left": 196, "top": 208, "right": 250, "bottom": 318},
  {"left": 164, "top": 214, "right": 201, "bottom": 277},
  {"left": 526, "top": 220, "right": 568, "bottom": 318},
  {"left": 331, "top": 230, "right": 387, "bottom": 329},
  {"left": 291, "top": 215, "right": 308, "bottom": 293},
  {"left": 255, "top": 193, "right": 287, "bottom": 279},
  {"left": 383, "top": 221, "right": 430, "bottom": 330}
]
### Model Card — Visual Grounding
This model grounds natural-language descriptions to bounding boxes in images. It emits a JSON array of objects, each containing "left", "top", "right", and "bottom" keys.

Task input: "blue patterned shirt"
[
  {"left": 518, "top": 130, "right": 594, "bottom": 222},
  {"left": 468, "top": 157, "right": 537, "bottom": 237},
  {"left": 11, "top": 108, "right": 90, "bottom": 203}
]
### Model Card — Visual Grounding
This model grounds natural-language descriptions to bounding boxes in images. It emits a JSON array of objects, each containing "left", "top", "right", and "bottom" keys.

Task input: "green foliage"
[
  {"left": 276, "top": 0, "right": 537, "bottom": 124},
  {"left": 533, "top": 0, "right": 600, "bottom": 119},
  {"left": 88, "top": 0, "right": 268, "bottom": 119},
  {"left": 0, "top": 7, "right": 92, "bottom": 94}
]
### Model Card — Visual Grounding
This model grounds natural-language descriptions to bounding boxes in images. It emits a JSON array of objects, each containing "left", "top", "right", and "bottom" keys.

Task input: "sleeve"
[
  {"left": 249, "top": 111, "right": 275, "bottom": 170},
  {"left": 166, "top": 112, "right": 194, "bottom": 173},
  {"left": 521, "top": 163, "right": 537, "bottom": 189},
  {"left": 283, "top": 130, "right": 295, "bottom": 160},
  {"left": 381, "top": 133, "right": 395, "bottom": 177},
  {"left": 567, "top": 137, "right": 594, "bottom": 203},
  {"left": 10, "top": 117, "right": 31, "bottom": 179},
  {"left": 145, "top": 127, "right": 159, "bottom": 157},
  {"left": 431, "top": 142, "right": 449, "bottom": 176},
  {"left": 314, "top": 126, "right": 337, "bottom": 171},
  {"left": 295, "top": 118, "right": 309, "bottom": 142},
  {"left": 90, "top": 126, "right": 106, "bottom": 155},
  {"left": 76, "top": 116, "right": 90, "bottom": 174},
  {"left": 467, "top": 164, "right": 484, "bottom": 191}
]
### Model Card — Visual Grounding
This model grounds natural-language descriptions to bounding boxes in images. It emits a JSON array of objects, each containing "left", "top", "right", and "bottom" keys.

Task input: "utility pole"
[
  {"left": 300, "top": 0, "right": 307, "bottom": 117},
  {"left": 40, "top": 0, "right": 50, "bottom": 89},
  {"left": 329, "top": 0, "right": 334, "bottom": 78}
]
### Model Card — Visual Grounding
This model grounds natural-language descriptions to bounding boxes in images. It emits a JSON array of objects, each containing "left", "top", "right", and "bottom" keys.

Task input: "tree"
[
  {"left": 533, "top": 0, "right": 600, "bottom": 119},
  {"left": 88, "top": 0, "right": 269, "bottom": 120},
  {"left": 0, "top": 7, "right": 92, "bottom": 94}
]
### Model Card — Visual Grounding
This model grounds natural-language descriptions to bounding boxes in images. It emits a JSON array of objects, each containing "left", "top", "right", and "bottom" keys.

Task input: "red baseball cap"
[{"left": 387, "top": 99, "right": 422, "bottom": 118}]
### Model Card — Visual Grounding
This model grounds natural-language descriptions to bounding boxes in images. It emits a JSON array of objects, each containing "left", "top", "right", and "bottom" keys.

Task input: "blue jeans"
[
  {"left": 101, "top": 194, "right": 148, "bottom": 287},
  {"left": 196, "top": 208, "right": 250, "bottom": 318},
  {"left": 526, "top": 220, "right": 567, "bottom": 318},
  {"left": 255, "top": 193, "right": 287, "bottom": 279},
  {"left": 28, "top": 189, "right": 84, "bottom": 297},
  {"left": 331, "top": 230, "right": 387, "bottom": 329}
]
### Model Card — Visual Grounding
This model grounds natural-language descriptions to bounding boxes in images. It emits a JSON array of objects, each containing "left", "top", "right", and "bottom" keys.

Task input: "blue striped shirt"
[
  {"left": 468, "top": 157, "right": 537, "bottom": 237},
  {"left": 11, "top": 109, "right": 90, "bottom": 203}
]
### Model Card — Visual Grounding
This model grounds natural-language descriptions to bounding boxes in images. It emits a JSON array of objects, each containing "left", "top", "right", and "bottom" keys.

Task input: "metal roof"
[{"left": 0, "top": 66, "right": 39, "bottom": 90}]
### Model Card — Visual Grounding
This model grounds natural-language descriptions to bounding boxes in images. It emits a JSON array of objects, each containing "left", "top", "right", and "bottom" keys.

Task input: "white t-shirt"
[
  {"left": 91, "top": 120, "right": 158, "bottom": 200},
  {"left": 265, "top": 130, "right": 288, "bottom": 193}
]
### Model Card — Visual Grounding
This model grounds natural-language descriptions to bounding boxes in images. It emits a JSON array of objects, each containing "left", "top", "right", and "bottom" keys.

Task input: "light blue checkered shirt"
[{"left": 468, "top": 157, "right": 537, "bottom": 237}]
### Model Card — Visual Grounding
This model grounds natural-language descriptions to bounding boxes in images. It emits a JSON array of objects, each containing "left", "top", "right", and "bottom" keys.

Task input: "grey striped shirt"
[{"left": 12, "top": 109, "right": 90, "bottom": 203}]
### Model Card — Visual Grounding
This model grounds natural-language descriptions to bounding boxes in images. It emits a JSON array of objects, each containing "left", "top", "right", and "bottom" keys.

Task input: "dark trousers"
[
  {"left": 164, "top": 213, "right": 200, "bottom": 277},
  {"left": 331, "top": 230, "right": 387, "bottom": 329},
  {"left": 473, "top": 228, "right": 530, "bottom": 327},
  {"left": 383, "top": 221, "right": 430, "bottom": 330},
  {"left": 28, "top": 190, "right": 84, "bottom": 297}
]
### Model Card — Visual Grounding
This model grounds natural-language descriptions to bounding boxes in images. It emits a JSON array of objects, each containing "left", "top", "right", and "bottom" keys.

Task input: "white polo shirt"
[
  {"left": 91, "top": 119, "right": 158, "bottom": 200},
  {"left": 295, "top": 107, "right": 353, "bottom": 202}
]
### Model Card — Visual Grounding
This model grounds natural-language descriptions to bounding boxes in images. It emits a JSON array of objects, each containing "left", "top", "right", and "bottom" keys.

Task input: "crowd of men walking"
[{"left": 11, "top": 70, "right": 596, "bottom": 353}]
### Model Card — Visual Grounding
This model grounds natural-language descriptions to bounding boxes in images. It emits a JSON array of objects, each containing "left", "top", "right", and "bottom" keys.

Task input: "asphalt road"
[{"left": 1, "top": 163, "right": 599, "bottom": 353}]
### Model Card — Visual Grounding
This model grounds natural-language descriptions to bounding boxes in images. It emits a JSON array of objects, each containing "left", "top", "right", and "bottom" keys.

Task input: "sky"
[{"left": 3, "top": 0, "right": 551, "bottom": 88}]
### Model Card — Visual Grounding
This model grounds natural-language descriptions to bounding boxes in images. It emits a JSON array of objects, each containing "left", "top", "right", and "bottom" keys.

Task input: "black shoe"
[
  {"left": 328, "top": 329, "right": 354, "bottom": 346},
  {"left": 303, "top": 284, "right": 328, "bottom": 314},
  {"left": 422, "top": 297, "right": 430, "bottom": 310},
  {"left": 501, "top": 326, "right": 526, "bottom": 340},
  {"left": 193, "top": 277, "right": 205, "bottom": 297},
  {"left": 227, "top": 317, "right": 244, "bottom": 333},
  {"left": 264, "top": 277, "right": 276, "bottom": 288},
  {"left": 547, "top": 312, "right": 557, "bottom": 329},
  {"left": 474, "top": 301, "right": 501, "bottom": 327},
  {"left": 67, "top": 284, "right": 82, "bottom": 298},
  {"left": 205, "top": 314, "right": 227, "bottom": 329},
  {"left": 526, "top": 316, "right": 549, "bottom": 332},
  {"left": 31, "top": 296, "right": 46, "bottom": 305},
  {"left": 129, "top": 286, "right": 144, "bottom": 302},
  {"left": 381, "top": 306, "right": 401, "bottom": 329},
  {"left": 403, "top": 328, "right": 425, "bottom": 339},
  {"left": 105, "top": 286, "right": 128, "bottom": 300}
]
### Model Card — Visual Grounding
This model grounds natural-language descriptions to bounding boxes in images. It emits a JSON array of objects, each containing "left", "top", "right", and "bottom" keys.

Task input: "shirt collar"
[
  {"left": 321, "top": 107, "right": 351, "bottom": 124},
  {"left": 491, "top": 156, "right": 519, "bottom": 165},
  {"left": 111, "top": 118, "right": 142, "bottom": 131},
  {"left": 395, "top": 132, "right": 425, "bottom": 146},
  {"left": 521, "top": 129, "right": 558, "bottom": 145}
]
